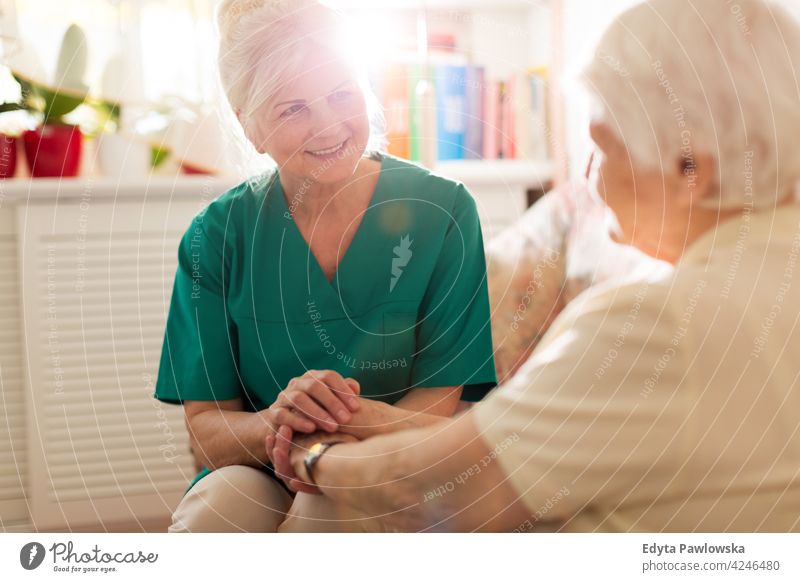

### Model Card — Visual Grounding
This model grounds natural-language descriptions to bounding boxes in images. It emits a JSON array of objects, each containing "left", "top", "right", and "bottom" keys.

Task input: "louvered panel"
[
  {"left": 46, "top": 431, "right": 186, "bottom": 453},
  {"left": 44, "top": 405, "right": 184, "bottom": 426},
  {"left": 38, "top": 318, "right": 168, "bottom": 337},
  {"left": 20, "top": 199, "right": 201, "bottom": 529},
  {"left": 36, "top": 228, "right": 188, "bottom": 504},
  {"left": 37, "top": 324, "right": 168, "bottom": 345},
  {"left": 35, "top": 298, "right": 169, "bottom": 315},
  {"left": 40, "top": 376, "right": 165, "bottom": 395},
  {"left": 36, "top": 279, "right": 173, "bottom": 295},
  {"left": 41, "top": 381, "right": 181, "bottom": 402},
  {"left": 0, "top": 208, "right": 28, "bottom": 528},
  {"left": 0, "top": 401, "right": 24, "bottom": 420},
  {"left": 44, "top": 407, "right": 185, "bottom": 429},
  {"left": 32, "top": 288, "right": 171, "bottom": 301},
  {"left": 37, "top": 349, "right": 163, "bottom": 371},
  {"left": 31, "top": 338, "right": 163, "bottom": 357}
]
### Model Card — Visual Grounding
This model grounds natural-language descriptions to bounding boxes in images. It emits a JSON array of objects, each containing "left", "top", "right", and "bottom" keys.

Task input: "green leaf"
[
  {"left": 97, "top": 100, "right": 121, "bottom": 124},
  {"left": 55, "top": 24, "right": 89, "bottom": 94},
  {"left": 151, "top": 144, "right": 170, "bottom": 168},
  {"left": 41, "top": 86, "right": 86, "bottom": 123},
  {"left": 11, "top": 72, "right": 86, "bottom": 123}
]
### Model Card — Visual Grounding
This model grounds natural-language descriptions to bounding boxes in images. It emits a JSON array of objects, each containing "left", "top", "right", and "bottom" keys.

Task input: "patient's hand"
[
  {"left": 267, "top": 425, "right": 357, "bottom": 494},
  {"left": 335, "top": 397, "right": 395, "bottom": 438},
  {"left": 265, "top": 394, "right": 381, "bottom": 493}
]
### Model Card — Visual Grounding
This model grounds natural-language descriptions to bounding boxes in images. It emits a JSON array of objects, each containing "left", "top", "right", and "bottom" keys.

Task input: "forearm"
[
  {"left": 310, "top": 426, "right": 423, "bottom": 529},
  {"left": 187, "top": 408, "right": 271, "bottom": 470},
  {"left": 337, "top": 400, "right": 444, "bottom": 439},
  {"left": 310, "top": 412, "right": 528, "bottom": 531},
  {"left": 337, "top": 386, "right": 461, "bottom": 439}
]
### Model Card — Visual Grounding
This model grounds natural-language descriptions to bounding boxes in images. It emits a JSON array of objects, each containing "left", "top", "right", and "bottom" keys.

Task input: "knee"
[
  {"left": 169, "top": 465, "right": 291, "bottom": 533},
  {"left": 201, "top": 465, "right": 276, "bottom": 505},
  {"left": 278, "top": 493, "right": 373, "bottom": 533}
]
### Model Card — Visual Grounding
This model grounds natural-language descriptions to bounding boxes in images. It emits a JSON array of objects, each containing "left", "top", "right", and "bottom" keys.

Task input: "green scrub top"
[{"left": 154, "top": 152, "right": 497, "bottom": 493}]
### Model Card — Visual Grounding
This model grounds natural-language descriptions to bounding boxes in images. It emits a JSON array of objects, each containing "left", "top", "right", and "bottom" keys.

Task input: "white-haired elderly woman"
[
  {"left": 154, "top": 0, "right": 498, "bottom": 532},
  {"left": 269, "top": 0, "right": 800, "bottom": 532}
]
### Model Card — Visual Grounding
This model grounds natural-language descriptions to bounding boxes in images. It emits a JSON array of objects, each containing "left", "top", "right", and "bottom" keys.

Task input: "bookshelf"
[
  {"left": 330, "top": 0, "right": 561, "bottom": 182},
  {"left": 326, "top": 0, "right": 562, "bottom": 236}
]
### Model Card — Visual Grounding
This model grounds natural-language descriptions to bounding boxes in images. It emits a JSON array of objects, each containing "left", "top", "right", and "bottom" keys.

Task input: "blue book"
[{"left": 434, "top": 64, "right": 468, "bottom": 160}]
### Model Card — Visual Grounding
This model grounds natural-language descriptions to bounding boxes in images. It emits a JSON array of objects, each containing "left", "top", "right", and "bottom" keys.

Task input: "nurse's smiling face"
[{"left": 257, "top": 50, "right": 370, "bottom": 186}]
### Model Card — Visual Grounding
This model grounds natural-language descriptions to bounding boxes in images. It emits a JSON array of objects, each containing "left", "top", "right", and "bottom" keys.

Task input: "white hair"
[
  {"left": 215, "top": 0, "right": 385, "bottom": 176},
  {"left": 582, "top": 0, "right": 800, "bottom": 209}
]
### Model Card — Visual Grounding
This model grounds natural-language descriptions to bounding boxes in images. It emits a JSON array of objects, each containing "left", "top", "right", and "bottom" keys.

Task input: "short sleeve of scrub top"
[
  {"left": 153, "top": 183, "right": 246, "bottom": 405},
  {"left": 153, "top": 154, "right": 497, "bottom": 492},
  {"left": 407, "top": 183, "right": 498, "bottom": 401}
]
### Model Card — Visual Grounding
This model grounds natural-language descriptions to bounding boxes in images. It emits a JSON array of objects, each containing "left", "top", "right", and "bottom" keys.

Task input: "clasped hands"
[{"left": 264, "top": 369, "right": 364, "bottom": 495}]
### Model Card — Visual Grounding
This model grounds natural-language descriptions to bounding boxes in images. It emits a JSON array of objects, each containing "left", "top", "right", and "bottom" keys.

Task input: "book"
[
  {"left": 499, "top": 79, "right": 515, "bottom": 159},
  {"left": 374, "top": 60, "right": 550, "bottom": 163},
  {"left": 434, "top": 64, "right": 468, "bottom": 161},
  {"left": 482, "top": 79, "right": 501, "bottom": 160},
  {"left": 384, "top": 63, "right": 410, "bottom": 159}
]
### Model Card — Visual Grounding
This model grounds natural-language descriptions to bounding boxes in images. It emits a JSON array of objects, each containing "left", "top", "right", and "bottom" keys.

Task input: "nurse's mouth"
[{"left": 306, "top": 139, "right": 348, "bottom": 159}]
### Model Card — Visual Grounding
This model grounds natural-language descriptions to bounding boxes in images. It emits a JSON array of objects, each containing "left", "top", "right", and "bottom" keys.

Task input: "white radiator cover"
[
  {"left": 0, "top": 206, "right": 27, "bottom": 527},
  {"left": 13, "top": 196, "right": 200, "bottom": 530}
]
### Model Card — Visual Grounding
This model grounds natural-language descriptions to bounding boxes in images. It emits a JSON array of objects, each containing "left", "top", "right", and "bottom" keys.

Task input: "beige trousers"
[{"left": 168, "top": 464, "right": 389, "bottom": 532}]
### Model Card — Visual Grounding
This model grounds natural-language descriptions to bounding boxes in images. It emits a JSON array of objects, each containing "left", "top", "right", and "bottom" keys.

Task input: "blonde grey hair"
[
  {"left": 582, "top": 0, "right": 800, "bottom": 209},
  {"left": 216, "top": 0, "right": 384, "bottom": 173}
]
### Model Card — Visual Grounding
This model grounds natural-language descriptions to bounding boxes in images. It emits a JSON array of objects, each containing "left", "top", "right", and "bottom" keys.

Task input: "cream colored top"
[{"left": 474, "top": 205, "right": 800, "bottom": 532}]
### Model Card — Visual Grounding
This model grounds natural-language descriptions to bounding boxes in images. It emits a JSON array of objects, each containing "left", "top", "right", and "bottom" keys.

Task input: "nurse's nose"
[{"left": 306, "top": 100, "right": 343, "bottom": 140}]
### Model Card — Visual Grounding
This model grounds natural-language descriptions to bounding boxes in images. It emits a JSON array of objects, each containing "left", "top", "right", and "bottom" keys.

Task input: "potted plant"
[
  {"left": 94, "top": 51, "right": 154, "bottom": 179},
  {"left": 15, "top": 24, "right": 89, "bottom": 177}
]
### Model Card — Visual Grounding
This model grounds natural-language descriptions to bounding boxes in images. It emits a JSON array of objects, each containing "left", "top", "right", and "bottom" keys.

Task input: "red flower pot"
[
  {"left": 0, "top": 134, "right": 17, "bottom": 178},
  {"left": 181, "top": 161, "right": 215, "bottom": 175},
  {"left": 23, "top": 124, "right": 82, "bottom": 178}
]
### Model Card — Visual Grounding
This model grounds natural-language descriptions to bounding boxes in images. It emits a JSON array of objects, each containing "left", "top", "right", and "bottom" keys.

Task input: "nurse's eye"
[{"left": 281, "top": 103, "right": 307, "bottom": 117}]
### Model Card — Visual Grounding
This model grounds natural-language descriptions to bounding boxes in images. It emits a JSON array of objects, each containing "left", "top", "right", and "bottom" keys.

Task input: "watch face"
[{"left": 309, "top": 442, "right": 325, "bottom": 455}]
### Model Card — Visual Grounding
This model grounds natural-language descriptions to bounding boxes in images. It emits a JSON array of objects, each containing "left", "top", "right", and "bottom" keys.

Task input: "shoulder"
[
  {"left": 550, "top": 270, "right": 677, "bottom": 345},
  {"left": 184, "top": 171, "right": 274, "bottom": 238},
  {"left": 197, "top": 172, "right": 271, "bottom": 225},
  {"left": 544, "top": 264, "right": 721, "bottom": 377},
  {"left": 379, "top": 153, "right": 475, "bottom": 216},
  {"left": 176, "top": 172, "right": 274, "bottom": 261}
]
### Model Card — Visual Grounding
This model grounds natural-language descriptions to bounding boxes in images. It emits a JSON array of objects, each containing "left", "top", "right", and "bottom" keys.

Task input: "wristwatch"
[{"left": 303, "top": 442, "right": 335, "bottom": 485}]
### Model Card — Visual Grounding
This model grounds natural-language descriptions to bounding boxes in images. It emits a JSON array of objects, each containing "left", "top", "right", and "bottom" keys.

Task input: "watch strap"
[{"left": 303, "top": 442, "right": 335, "bottom": 485}]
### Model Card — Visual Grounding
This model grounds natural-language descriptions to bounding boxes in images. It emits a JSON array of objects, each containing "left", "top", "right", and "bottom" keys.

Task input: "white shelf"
[
  {"left": 0, "top": 158, "right": 553, "bottom": 202},
  {"left": 0, "top": 175, "right": 239, "bottom": 202},
  {"left": 330, "top": 0, "right": 538, "bottom": 11},
  {"left": 434, "top": 158, "right": 554, "bottom": 187}
]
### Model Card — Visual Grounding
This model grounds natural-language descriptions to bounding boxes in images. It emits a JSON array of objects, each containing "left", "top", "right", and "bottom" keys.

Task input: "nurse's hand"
[
  {"left": 267, "top": 425, "right": 319, "bottom": 494},
  {"left": 270, "top": 370, "right": 361, "bottom": 434}
]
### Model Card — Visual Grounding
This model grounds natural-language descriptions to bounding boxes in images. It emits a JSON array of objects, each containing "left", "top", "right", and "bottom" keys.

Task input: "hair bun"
[{"left": 217, "top": 0, "right": 262, "bottom": 36}]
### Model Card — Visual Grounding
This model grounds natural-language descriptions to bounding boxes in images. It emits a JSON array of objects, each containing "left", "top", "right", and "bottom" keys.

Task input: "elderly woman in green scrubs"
[{"left": 154, "top": 0, "right": 497, "bottom": 532}]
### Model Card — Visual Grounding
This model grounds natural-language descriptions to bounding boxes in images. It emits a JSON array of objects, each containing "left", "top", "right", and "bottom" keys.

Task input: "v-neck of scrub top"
[{"left": 271, "top": 153, "right": 388, "bottom": 318}]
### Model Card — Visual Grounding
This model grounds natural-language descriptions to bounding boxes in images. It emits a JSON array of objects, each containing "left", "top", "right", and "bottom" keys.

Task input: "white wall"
[
  {"left": 560, "top": 0, "right": 640, "bottom": 179},
  {"left": 559, "top": 0, "right": 800, "bottom": 179}
]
